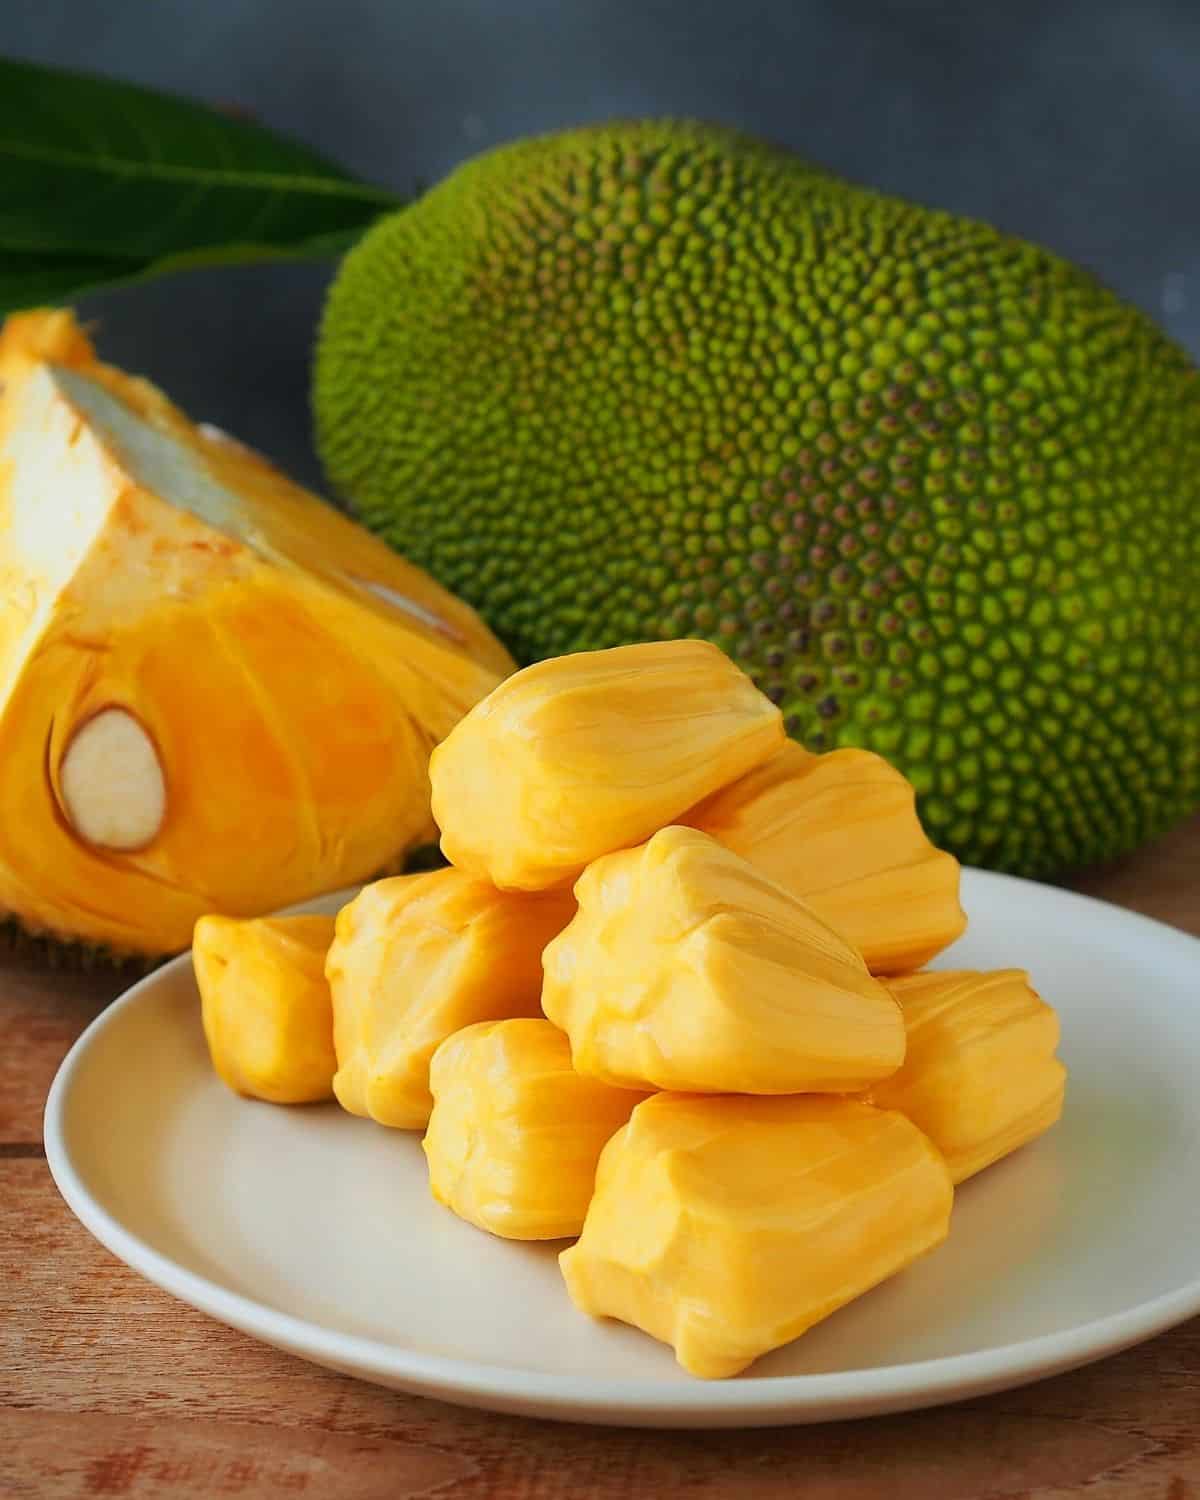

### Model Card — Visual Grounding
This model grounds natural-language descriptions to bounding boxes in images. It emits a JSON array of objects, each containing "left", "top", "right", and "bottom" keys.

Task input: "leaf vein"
[{"left": 0, "top": 136, "right": 400, "bottom": 202}]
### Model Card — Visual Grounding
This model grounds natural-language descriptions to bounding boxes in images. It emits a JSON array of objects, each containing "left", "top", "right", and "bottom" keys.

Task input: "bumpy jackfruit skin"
[
  {"left": 541, "top": 825, "right": 905, "bottom": 1094},
  {"left": 326, "top": 870, "right": 575, "bottom": 1129},
  {"left": 0, "top": 310, "right": 514, "bottom": 957},
  {"left": 423, "top": 1017, "right": 648, "bottom": 1239},
  {"left": 430, "top": 639, "right": 784, "bottom": 890},
  {"left": 869, "top": 968, "right": 1067, "bottom": 1183},
  {"left": 686, "top": 742, "right": 965, "bottom": 973},
  {"left": 315, "top": 120, "right": 1200, "bottom": 879},
  {"left": 559, "top": 1093, "right": 954, "bottom": 1378},
  {"left": 194, "top": 914, "right": 337, "bottom": 1104}
]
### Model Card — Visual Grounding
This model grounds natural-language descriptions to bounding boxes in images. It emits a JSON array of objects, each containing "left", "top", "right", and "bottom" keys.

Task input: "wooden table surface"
[{"left": 4, "top": 818, "right": 1199, "bottom": 1500}]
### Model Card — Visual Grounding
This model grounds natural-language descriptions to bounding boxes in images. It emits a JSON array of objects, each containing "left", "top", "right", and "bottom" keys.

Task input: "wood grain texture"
[
  {"left": 3, "top": 817, "right": 1199, "bottom": 1499},
  {"left": 0, "top": 953, "right": 127, "bottom": 1143}
]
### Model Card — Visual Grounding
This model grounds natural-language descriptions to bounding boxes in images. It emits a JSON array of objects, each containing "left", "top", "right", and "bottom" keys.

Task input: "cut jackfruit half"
[{"left": 0, "top": 310, "right": 513, "bottom": 956}]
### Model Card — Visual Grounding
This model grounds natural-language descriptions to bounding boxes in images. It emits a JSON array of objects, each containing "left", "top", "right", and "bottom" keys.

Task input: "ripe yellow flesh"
[
  {"left": 194, "top": 913, "right": 337, "bottom": 1104},
  {"left": 686, "top": 742, "right": 966, "bottom": 974},
  {"left": 429, "top": 639, "right": 785, "bottom": 890},
  {"left": 541, "top": 825, "right": 905, "bottom": 1094},
  {"left": 560, "top": 1093, "right": 954, "bottom": 1378},
  {"left": 870, "top": 969, "right": 1067, "bottom": 1183},
  {"left": 423, "top": 1017, "right": 647, "bottom": 1240},
  {"left": 326, "top": 871, "right": 575, "bottom": 1129},
  {"left": 0, "top": 310, "right": 513, "bottom": 954}
]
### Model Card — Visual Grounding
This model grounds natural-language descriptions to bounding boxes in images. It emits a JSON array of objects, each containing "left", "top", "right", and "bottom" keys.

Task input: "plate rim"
[{"left": 43, "top": 867, "right": 1200, "bottom": 1426}]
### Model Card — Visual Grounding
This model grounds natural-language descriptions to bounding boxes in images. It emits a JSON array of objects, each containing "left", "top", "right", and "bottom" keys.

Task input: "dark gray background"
[{"left": 5, "top": 0, "right": 1199, "bottom": 490}]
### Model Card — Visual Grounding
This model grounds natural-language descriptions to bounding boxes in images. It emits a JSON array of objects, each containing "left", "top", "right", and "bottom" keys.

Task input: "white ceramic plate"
[{"left": 45, "top": 869, "right": 1200, "bottom": 1428}]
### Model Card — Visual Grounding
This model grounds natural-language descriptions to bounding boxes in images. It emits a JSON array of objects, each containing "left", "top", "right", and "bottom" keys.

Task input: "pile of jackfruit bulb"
[{"left": 195, "top": 639, "right": 1067, "bottom": 1380}]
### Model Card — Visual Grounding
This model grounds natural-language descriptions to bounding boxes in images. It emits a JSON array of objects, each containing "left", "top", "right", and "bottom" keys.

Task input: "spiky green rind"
[
  {"left": 314, "top": 119, "right": 1200, "bottom": 878},
  {"left": 0, "top": 915, "right": 159, "bottom": 972}
]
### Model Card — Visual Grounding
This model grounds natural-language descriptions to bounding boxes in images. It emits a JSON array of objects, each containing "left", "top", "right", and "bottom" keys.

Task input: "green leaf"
[
  {"left": 0, "top": 248, "right": 141, "bottom": 307},
  {"left": 0, "top": 57, "right": 402, "bottom": 312}
]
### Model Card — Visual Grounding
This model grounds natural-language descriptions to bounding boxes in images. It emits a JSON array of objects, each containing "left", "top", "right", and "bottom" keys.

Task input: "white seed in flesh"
[{"left": 59, "top": 708, "right": 167, "bottom": 850}]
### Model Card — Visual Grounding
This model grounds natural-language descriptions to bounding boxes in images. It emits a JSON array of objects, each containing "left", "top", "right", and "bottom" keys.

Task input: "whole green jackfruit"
[{"left": 314, "top": 120, "right": 1200, "bottom": 877}]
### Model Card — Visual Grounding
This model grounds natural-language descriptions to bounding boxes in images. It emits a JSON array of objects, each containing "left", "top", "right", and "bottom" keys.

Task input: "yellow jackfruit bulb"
[
  {"left": 0, "top": 310, "right": 513, "bottom": 957},
  {"left": 326, "top": 870, "right": 575, "bottom": 1129},
  {"left": 541, "top": 825, "right": 905, "bottom": 1094},
  {"left": 868, "top": 969, "right": 1067, "bottom": 1184},
  {"left": 429, "top": 640, "right": 786, "bottom": 890},
  {"left": 193, "top": 913, "right": 337, "bottom": 1104},
  {"left": 560, "top": 1093, "right": 954, "bottom": 1379},
  {"left": 686, "top": 743, "right": 966, "bottom": 974},
  {"left": 423, "top": 1017, "right": 648, "bottom": 1239}
]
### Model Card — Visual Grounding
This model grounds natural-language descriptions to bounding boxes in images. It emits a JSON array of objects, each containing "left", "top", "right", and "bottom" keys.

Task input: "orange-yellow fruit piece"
[
  {"left": 326, "top": 870, "right": 574, "bottom": 1129},
  {"left": 560, "top": 1093, "right": 954, "bottom": 1379},
  {"left": 429, "top": 640, "right": 785, "bottom": 891},
  {"left": 869, "top": 969, "right": 1067, "bottom": 1183},
  {"left": 686, "top": 743, "right": 966, "bottom": 974},
  {"left": 0, "top": 309, "right": 513, "bottom": 956},
  {"left": 194, "top": 913, "right": 337, "bottom": 1104},
  {"left": 423, "top": 1017, "right": 648, "bottom": 1239},
  {"left": 541, "top": 825, "right": 905, "bottom": 1094}
]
